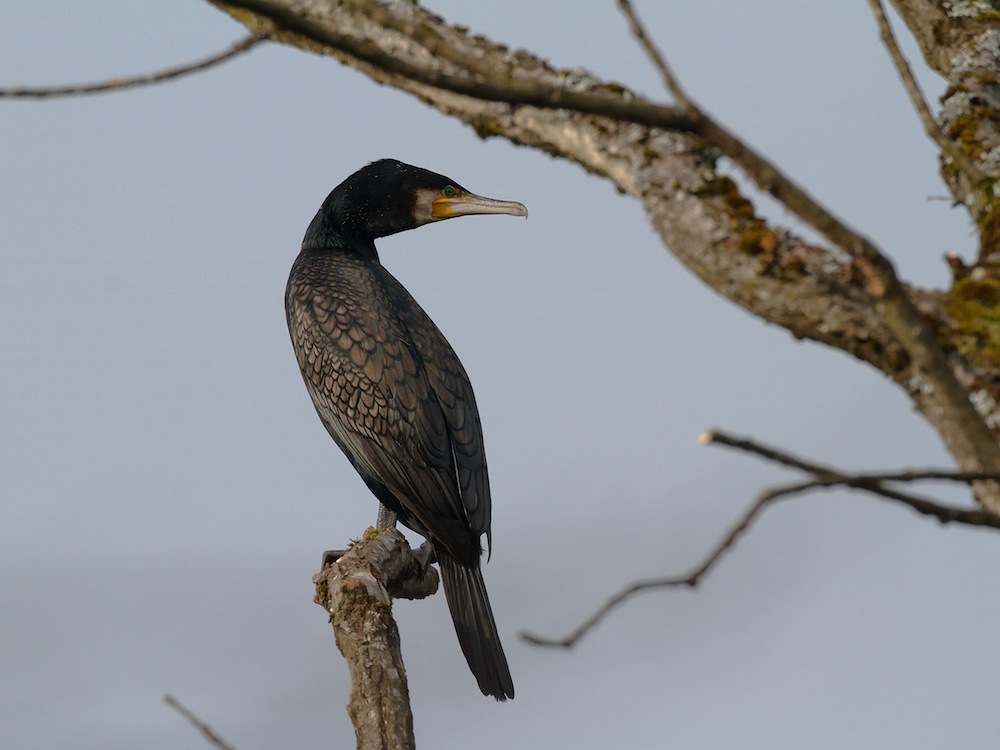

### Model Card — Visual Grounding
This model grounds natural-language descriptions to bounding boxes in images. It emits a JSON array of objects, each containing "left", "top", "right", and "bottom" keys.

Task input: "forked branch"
[{"left": 521, "top": 429, "right": 1000, "bottom": 649}]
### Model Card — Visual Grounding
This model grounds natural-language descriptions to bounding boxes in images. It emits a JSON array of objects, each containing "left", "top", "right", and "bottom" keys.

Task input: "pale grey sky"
[{"left": 3, "top": 2, "right": 998, "bottom": 748}]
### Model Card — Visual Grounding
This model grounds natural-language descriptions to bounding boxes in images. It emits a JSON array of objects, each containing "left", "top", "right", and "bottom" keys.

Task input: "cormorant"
[{"left": 285, "top": 159, "right": 527, "bottom": 701}]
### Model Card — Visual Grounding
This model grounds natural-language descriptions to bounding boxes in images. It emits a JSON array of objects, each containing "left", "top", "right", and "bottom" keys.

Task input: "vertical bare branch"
[{"left": 312, "top": 528, "right": 438, "bottom": 750}]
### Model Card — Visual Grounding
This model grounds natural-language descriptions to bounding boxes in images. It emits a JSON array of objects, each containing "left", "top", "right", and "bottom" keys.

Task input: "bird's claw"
[{"left": 412, "top": 540, "right": 438, "bottom": 571}]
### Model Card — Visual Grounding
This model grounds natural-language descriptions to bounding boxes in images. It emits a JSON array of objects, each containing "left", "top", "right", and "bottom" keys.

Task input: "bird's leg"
[
  {"left": 376, "top": 503, "right": 398, "bottom": 529},
  {"left": 373, "top": 502, "right": 436, "bottom": 569}
]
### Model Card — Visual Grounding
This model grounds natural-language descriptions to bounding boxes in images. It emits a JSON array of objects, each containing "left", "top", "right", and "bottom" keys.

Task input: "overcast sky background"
[{"left": 4, "top": 2, "right": 1000, "bottom": 748}]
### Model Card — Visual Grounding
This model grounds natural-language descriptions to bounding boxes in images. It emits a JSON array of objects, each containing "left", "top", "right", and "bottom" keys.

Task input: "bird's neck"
[{"left": 301, "top": 213, "right": 380, "bottom": 262}]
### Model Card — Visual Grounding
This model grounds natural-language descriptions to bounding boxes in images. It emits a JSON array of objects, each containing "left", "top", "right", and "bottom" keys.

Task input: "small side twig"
[
  {"left": 521, "top": 429, "right": 1000, "bottom": 649},
  {"left": 866, "top": 0, "right": 985, "bottom": 186},
  {"left": 164, "top": 694, "right": 237, "bottom": 750},
  {"left": 0, "top": 33, "right": 265, "bottom": 99},
  {"left": 616, "top": 0, "right": 692, "bottom": 110},
  {"left": 702, "top": 430, "right": 1000, "bottom": 528}
]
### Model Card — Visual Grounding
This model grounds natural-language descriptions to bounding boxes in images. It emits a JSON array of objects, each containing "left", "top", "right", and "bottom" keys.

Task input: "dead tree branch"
[
  {"left": 701, "top": 430, "right": 1000, "bottom": 527},
  {"left": 616, "top": 0, "right": 693, "bottom": 109},
  {"left": 163, "top": 694, "right": 237, "bottom": 750},
  {"left": 0, "top": 34, "right": 265, "bottom": 99},
  {"left": 887, "top": 0, "right": 1000, "bottom": 264},
  {"left": 866, "top": 0, "right": 985, "bottom": 186},
  {"left": 312, "top": 528, "right": 439, "bottom": 750},
  {"left": 521, "top": 429, "right": 1000, "bottom": 649}
]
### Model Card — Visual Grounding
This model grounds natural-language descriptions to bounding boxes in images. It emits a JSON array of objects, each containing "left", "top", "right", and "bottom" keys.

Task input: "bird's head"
[{"left": 303, "top": 159, "right": 528, "bottom": 253}]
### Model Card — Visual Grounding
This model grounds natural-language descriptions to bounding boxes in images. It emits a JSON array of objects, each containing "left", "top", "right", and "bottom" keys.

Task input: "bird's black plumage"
[{"left": 285, "top": 159, "right": 526, "bottom": 700}]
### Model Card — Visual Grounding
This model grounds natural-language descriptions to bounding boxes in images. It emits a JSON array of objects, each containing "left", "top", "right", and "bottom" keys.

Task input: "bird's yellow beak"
[{"left": 431, "top": 191, "right": 529, "bottom": 220}]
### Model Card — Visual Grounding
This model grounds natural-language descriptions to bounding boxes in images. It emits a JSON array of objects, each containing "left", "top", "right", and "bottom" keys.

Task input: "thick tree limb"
[
  {"left": 312, "top": 528, "right": 439, "bottom": 750},
  {"left": 522, "top": 429, "right": 1000, "bottom": 649},
  {"left": 0, "top": 34, "right": 265, "bottom": 98}
]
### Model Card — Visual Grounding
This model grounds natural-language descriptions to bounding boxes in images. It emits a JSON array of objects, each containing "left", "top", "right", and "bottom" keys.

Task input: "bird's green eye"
[{"left": 442, "top": 185, "right": 457, "bottom": 198}]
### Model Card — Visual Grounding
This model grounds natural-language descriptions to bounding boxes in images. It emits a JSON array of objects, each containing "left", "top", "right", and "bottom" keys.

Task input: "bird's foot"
[
  {"left": 412, "top": 540, "right": 438, "bottom": 570},
  {"left": 320, "top": 536, "right": 435, "bottom": 573}
]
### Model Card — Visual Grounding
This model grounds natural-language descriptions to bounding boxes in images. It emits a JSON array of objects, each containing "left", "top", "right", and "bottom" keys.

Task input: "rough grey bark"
[{"left": 312, "top": 528, "right": 438, "bottom": 750}]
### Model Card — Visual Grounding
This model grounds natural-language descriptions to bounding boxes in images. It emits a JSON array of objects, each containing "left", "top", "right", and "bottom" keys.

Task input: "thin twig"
[
  {"left": 703, "top": 429, "right": 1000, "bottom": 488},
  {"left": 521, "top": 478, "right": 817, "bottom": 648},
  {"left": 616, "top": 0, "right": 692, "bottom": 109},
  {"left": 866, "top": 0, "right": 985, "bottom": 186},
  {"left": 163, "top": 694, "right": 237, "bottom": 750},
  {"left": 0, "top": 34, "right": 265, "bottom": 98},
  {"left": 521, "top": 429, "right": 1000, "bottom": 648},
  {"left": 703, "top": 429, "right": 1000, "bottom": 527},
  {"left": 700, "top": 430, "right": 838, "bottom": 477}
]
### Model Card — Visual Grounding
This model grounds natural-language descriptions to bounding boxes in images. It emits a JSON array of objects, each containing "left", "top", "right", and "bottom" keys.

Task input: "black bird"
[{"left": 285, "top": 159, "right": 526, "bottom": 700}]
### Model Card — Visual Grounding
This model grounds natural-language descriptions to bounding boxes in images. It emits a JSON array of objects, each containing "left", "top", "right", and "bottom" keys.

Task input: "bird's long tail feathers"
[{"left": 438, "top": 553, "right": 514, "bottom": 701}]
